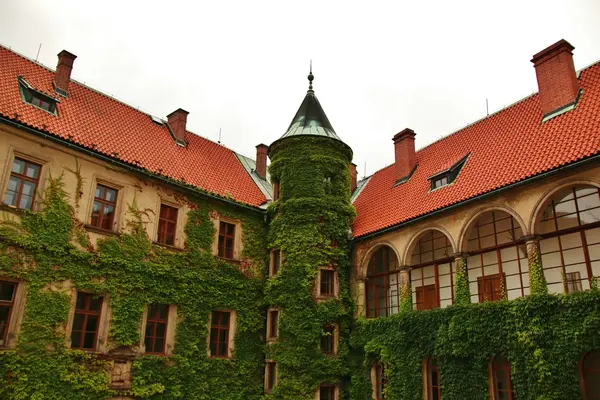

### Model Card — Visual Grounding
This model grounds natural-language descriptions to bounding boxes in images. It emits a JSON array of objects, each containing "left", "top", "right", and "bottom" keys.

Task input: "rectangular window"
[
  {"left": 210, "top": 311, "right": 231, "bottom": 358},
  {"left": 4, "top": 157, "right": 41, "bottom": 210},
  {"left": 71, "top": 292, "right": 103, "bottom": 350},
  {"left": 268, "top": 310, "right": 279, "bottom": 339},
  {"left": 375, "top": 363, "right": 386, "bottom": 400},
  {"left": 321, "top": 325, "right": 335, "bottom": 355},
  {"left": 145, "top": 304, "right": 169, "bottom": 354},
  {"left": 415, "top": 284, "right": 439, "bottom": 310},
  {"left": 157, "top": 204, "right": 178, "bottom": 246},
  {"left": 91, "top": 184, "right": 118, "bottom": 230},
  {"left": 477, "top": 274, "right": 504, "bottom": 302},
  {"left": 272, "top": 181, "right": 280, "bottom": 201},
  {"left": 265, "top": 361, "right": 277, "bottom": 393},
  {"left": 19, "top": 78, "right": 58, "bottom": 114},
  {"left": 218, "top": 222, "right": 236, "bottom": 259},
  {"left": 566, "top": 271, "right": 582, "bottom": 293},
  {"left": 320, "top": 270, "right": 335, "bottom": 296},
  {"left": 271, "top": 250, "right": 281, "bottom": 277},
  {"left": 319, "top": 385, "right": 336, "bottom": 400},
  {"left": 0, "top": 281, "right": 16, "bottom": 347}
]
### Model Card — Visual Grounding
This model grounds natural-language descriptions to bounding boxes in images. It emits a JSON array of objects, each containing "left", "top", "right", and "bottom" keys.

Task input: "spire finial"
[{"left": 308, "top": 60, "right": 314, "bottom": 91}]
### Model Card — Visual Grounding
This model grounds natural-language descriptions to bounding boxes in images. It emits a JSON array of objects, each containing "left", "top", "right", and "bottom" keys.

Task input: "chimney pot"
[
  {"left": 255, "top": 144, "right": 268, "bottom": 178},
  {"left": 531, "top": 39, "right": 580, "bottom": 116},
  {"left": 393, "top": 128, "right": 417, "bottom": 182},
  {"left": 54, "top": 50, "right": 77, "bottom": 96},
  {"left": 167, "top": 108, "right": 189, "bottom": 145},
  {"left": 349, "top": 163, "right": 357, "bottom": 193}
]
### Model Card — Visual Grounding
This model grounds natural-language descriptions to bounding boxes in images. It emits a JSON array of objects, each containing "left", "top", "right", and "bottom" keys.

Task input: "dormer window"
[
  {"left": 428, "top": 153, "right": 469, "bottom": 191},
  {"left": 18, "top": 77, "right": 58, "bottom": 115}
]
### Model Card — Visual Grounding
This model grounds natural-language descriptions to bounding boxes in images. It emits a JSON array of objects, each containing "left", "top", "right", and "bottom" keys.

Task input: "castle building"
[{"left": 0, "top": 38, "right": 600, "bottom": 399}]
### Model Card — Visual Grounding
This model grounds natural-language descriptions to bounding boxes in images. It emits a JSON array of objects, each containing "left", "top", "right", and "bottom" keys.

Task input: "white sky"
[{"left": 1, "top": 0, "right": 600, "bottom": 179}]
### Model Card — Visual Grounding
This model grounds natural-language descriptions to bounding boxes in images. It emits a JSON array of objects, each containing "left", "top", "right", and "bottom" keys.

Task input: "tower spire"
[{"left": 308, "top": 60, "right": 314, "bottom": 92}]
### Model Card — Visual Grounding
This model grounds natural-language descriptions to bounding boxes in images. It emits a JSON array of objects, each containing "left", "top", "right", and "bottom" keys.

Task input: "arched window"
[
  {"left": 373, "top": 363, "right": 387, "bottom": 400},
  {"left": 491, "top": 355, "right": 515, "bottom": 400},
  {"left": 427, "top": 357, "right": 441, "bottom": 400},
  {"left": 366, "top": 246, "right": 399, "bottom": 317},
  {"left": 465, "top": 211, "right": 527, "bottom": 302},
  {"left": 410, "top": 230, "right": 454, "bottom": 310},
  {"left": 581, "top": 351, "right": 600, "bottom": 399},
  {"left": 537, "top": 186, "right": 600, "bottom": 294}
]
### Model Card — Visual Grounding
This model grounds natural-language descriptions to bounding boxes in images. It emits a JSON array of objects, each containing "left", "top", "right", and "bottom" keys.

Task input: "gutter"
[
  {"left": 353, "top": 153, "right": 600, "bottom": 242},
  {"left": 0, "top": 116, "right": 265, "bottom": 214}
]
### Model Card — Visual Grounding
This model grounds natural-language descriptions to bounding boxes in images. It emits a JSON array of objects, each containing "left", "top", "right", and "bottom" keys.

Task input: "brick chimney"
[
  {"left": 531, "top": 39, "right": 580, "bottom": 116},
  {"left": 349, "top": 163, "right": 357, "bottom": 193},
  {"left": 255, "top": 144, "right": 268, "bottom": 178},
  {"left": 53, "top": 50, "right": 77, "bottom": 96},
  {"left": 167, "top": 108, "right": 189, "bottom": 145},
  {"left": 393, "top": 128, "right": 416, "bottom": 182}
]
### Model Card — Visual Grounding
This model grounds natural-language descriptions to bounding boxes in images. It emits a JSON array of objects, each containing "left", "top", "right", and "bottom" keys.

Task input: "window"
[
  {"left": 582, "top": 351, "right": 600, "bottom": 399},
  {"left": 374, "top": 363, "right": 387, "bottom": 400},
  {"left": 319, "top": 384, "right": 336, "bottom": 400},
  {"left": 91, "top": 184, "right": 118, "bottom": 230},
  {"left": 415, "top": 284, "right": 439, "bottom": 310},
  {"left": 478, "top": 274, "right": 505, "bottom": 303},
  {"left": 537, "top": 186, "right": 600, "bottom": 294},
  {"left": 491, "top": 355, "right": 515, "bottom": 400},
  {"left": 144, "top": 304, "right": 169, "bottom": 354},
  {"left": 273, "top": 180, "right": 280, "bottom": 201},
  {"left": 320, "top": 269, "right": 335, "bottom": 296},
  {"left": 265, "top": 361, "right": 277, "bottom": 393},
  {"left": 218, "top": 221, "right": 236, "bottom": 259},
  {"left": 210, "top": 311, "right": 231, "bottom": 358},
  {"left": 324, "top": 176, "right": 333, "bottom": 195},
  {"left": 157, "top": 204, "right": 178, "bottom": 246},
  {"left": 4, "top": 157, "right": 41, "bottom": 210},
  {"left": 267, "top": 309, "right": 279, "bottom": 340},
  {"left": 70, "top": 292, "right": 103, "bottom": 350},
  {"left": 19, "top": 77, "right": 57, "bottom": 114},
  {"left": 428, "top": 153, "right": 469, "bottom": 190},
  {"left": 366, "top": 246, "right": 400, "bottom": 318},
  {"left": 427, "top": 357, "right": 442, "bottom": 400},
  {"left": 270, "top": 249, "right": 281, "bottom": 277},
  {"left": 321, "top": 325, "right": 335, "bottom": 355},
  {"left": 0, "top": 281, "right": 16, "bottom": 347},
  {"left": 466, "top": 211, "right": 527, "bottom": 302}
]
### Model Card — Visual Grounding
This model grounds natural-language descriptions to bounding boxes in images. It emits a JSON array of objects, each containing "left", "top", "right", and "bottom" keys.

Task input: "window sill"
[
  {"left": 84, "top": 224, "right": 120, "bottom": 237},
  {"left": 152, "top": 242, "right": 184, "bottom": 252},
  {"left": 0, "top": 203, "right": 32, "bottom": 214}
]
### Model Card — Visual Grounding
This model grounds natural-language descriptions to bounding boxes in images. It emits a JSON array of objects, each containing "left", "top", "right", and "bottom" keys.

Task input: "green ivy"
[
  {"left": 0, "top": 173, "right": 268, "bottom": 399},
  {"left": 453, "top": 257, "right": 470, "bottom": 305}
]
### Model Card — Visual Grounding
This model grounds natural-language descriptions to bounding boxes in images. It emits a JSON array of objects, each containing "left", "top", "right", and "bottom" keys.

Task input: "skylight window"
[
  {"left": 18, "top": 77, "right": 58, "bottom": 115},
  {"left": 429, "top": 153, "right": 470, "bottom": 191}
]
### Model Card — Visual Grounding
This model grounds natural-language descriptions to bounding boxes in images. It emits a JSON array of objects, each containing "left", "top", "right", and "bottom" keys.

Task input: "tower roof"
[{"left": 270, "top": 67, "right": 351, "bottom": 154}]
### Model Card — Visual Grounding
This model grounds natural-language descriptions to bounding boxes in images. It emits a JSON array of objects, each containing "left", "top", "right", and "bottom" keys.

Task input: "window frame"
[
  {"left": 18, "top": 77, "right": 58, "bottom": 115},
  {"left": 157, "top": 203, "right": 178, "bottom": 246},
  {"left": 428, "top": 153, "right": 469, "bottom": 191},
  {"left": 270, "top": 249, "right": 282, "bottom": 277},
  {"left": 4, "top": 156, "right": 42, "bottom": 211},
  {"left": 372, "top": 363, "right": 387, "bottom": 400},
  {"left": 209, "top": 310, "right": 235, "bottom": 359},
  {"left": 265, "top": 360, "right": 277, "bottom": 394},
  {"left": 218, "top": 221, "right": 236, "bottom": 259},
  {"left": 426, "top": 357, "right": 442, "bottom": 400},
  {"left": 490, "top": 354, "right": 515, "bottom": 400},
  {"left": 0, "top": 278, "right": 26, "bottom": 349},
  {"left": 320, "top": 324, "right": 337, "bottom": 356},
  {"left": 90, "top": 183, "right": 118, "bottom": 231},
  {"left": 144, "top": 303, "right": 169, "bottom": 355},
  {"left": 0, "top": 280, "right": 17, "bottom": 347},
  {"left": 267, "top": 308, "right": 280, "bottom": 341},
  {"left": 366, "top": 246, "right": 400, "bottom": 318},
  {"left": 580, "top": 350, "right": 600, "bottom": 400},
  {"left": 315, "top": 266, "right": 339, "bottom": 300},
  {"left": 317, "top": 384, "right": 338, "bottom": 400},
  {"left": 272, "top": 180, "right": 280, "bottom": 201},
  {"left": 70, "top": 292, "right": 104, "bottom": 351}
]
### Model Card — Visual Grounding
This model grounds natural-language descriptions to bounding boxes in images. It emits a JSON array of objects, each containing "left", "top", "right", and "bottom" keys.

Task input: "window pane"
[
  {"left": 0, "top": 282, "right": 15, "bottom": 302},
  {"left": 7, "top": 176, "right": 19, "bottom": 193},
  {"left": 153, "top": 338, "right": 164, "bottom": 353},
  {"left": 72, "top": 313, "right": 85, "bottom": 331},
  {"left": 85, "top": 315, "right": 98, "bottom": 331},
  {"left": 75, "top": 293, "right": 88, "bottom": 310},
  {"left": 95, "top": 185, "right": 104, "bottom": 199},
  {"left": 0, "top": 305, "right": 10, "bottom": 323},
  {"left": 105, "top": 188, "right": 117, "bottom": 202},
  {"left": 12, "top": 159, "right": 26, "bottom": 174},
  {"left": 71, "top": 331, "right": 81, "bottom": 348},
  {"left": 89, "top": 296, "right": 102, "bottom": 312},
  {"left": 18, "top": 195, "right": 33, "bottom": 210},
  {"left": 155, "top": 322, "right": 166, "bottom": 338},
  {"left": 21, "top": 181, "right": 35, "bottom": 197},
  {"left": 83, "top": 332, "right": 95, "bottom": 349},
  {"left": 25, "top": 163, "right": 40, "bottom": 179},
  {"left": 145, "top": 322, "right": 154, "bottom": 337}
]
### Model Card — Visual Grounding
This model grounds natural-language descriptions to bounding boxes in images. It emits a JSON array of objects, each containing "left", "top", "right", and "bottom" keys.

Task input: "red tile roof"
[
  {"left": 0, "top": 46, "right": 267, "bottom": 208},
  {"left": 353, "top": 61, "right": 600, "bottom": 238}
]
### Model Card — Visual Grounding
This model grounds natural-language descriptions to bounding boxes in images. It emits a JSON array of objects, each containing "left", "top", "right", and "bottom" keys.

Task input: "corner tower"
[{"left": 265, "top": 68, "right": 355, "bottom": 399}]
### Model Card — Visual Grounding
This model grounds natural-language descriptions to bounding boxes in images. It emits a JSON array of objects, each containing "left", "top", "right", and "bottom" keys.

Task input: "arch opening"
[
  {"left": 366, "top": 246, "right": 400, "bottom": 318},
  {"left": 581, "top": 350, "right": 600, "bottom": 399},
  {"left": 491, "top": 355, "right": 515, "bottom": 400}
]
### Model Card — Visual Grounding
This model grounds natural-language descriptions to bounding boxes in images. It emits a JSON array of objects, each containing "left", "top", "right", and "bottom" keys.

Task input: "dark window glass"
[
  {"left": 273, "top": 181, "right": 280, "bottom": 201},
  {"left": 266, "top": 362, "right": 276, "bottom": 392},
  {"left": 366, "top": 246, "right": 400, "bottom": 318},
  {"left": 145, "top": 304, "right": 169, "bottom": 354},
  {"left": 321, "top": 325, "right": 335, "bottom": 355},
  {"left": 0, "top": 281, "right": 16, "bottom": 347},
  {"left": 492, "top": 355, "right": 515, "bottom": 400},
  {"left": 210, "top": 311, "right": 231, "bottom": 358},
  {"left": 583, "top": 351, "right": 600, "bottom": 399},
  {"left": 428, "top": 357, "right": 441, "bottom": 400},
  {"left": 320, "top": 269, "right": 335, "bottom": 296},
  {"left": 157, "top": 204, "right": 178, "bottom": 246},
  {"left": 91, "top": 184, "right": 118, "bottom": 230},
  {"left": 319, "top": 385, "right": 335, "bottom": 400},
  {"left": 271, "top": 250, "right": 281, "bottom": 276},
  {"left": 218, "top": 222, "right": 236, "bottom": 259},
  {"left": 375, "top": 363, "right": 387, "bottom": 400},
  {"left": 70, "top": 292, "right": 103, "bottom": 350},
  {"left": 268, "top": 310, "right": 279, "bottom": 339},
  {"left": 19, "top": 80, "right": 57, "bottom": 114},
  {"left": 4, "top": 157, "right": 41, "bottom": 210}
]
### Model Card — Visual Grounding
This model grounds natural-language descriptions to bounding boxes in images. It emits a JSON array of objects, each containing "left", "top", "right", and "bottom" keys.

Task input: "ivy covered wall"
[
  {"left": 0, "top": 174, "right": 268, "bottom": 399},
  {"left": 266, "top": 136, "right": 355, "bottom": 399}
]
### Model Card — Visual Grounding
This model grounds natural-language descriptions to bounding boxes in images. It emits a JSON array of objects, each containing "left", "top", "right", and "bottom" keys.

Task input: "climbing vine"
[
  {"left": 528, "top": 242, "right": 548, "bottom": 296},
  {"left": 0, "top": 173, "right": 268, "bottom": 399},
  {"left": 453, "top": 257, "right": 470, "bottom": 305}
]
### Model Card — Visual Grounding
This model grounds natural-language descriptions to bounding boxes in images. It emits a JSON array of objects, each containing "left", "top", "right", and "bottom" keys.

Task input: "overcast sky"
[{"left": 2, "top": 0, "right": 600, "bottom": 179}]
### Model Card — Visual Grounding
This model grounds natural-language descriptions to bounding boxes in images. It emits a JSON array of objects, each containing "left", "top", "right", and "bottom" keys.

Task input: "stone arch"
[
  {"left": 529, "top": 179, "right": 600, "bottom": 235},
  {"left": 457, "top": 205, "right": 528, "bottom": 253},
  {"left": 403, "top": 225, "right": 457, "bottom": 267},
  {"left": 357, "top": 241, "right": 401, "bottom": 280}
]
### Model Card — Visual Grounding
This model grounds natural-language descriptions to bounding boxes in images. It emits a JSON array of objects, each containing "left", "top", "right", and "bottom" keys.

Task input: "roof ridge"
[{"left": 0, "top": 43, "right": 243, "bottom": 156}]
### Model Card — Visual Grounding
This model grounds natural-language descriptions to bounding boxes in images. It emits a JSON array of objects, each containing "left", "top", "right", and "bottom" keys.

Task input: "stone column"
[
  {"left": 355, "top": 277, "right": 367, "bottom": 318},
  {"left": 525, "top": 236, "right": 548, "bottom": 295},
  {"left": 453, "top": 253, "right": 471, "bottom": 305},
  {"left": 399, "top": 266, "right": 412, "bottom": 313}
]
